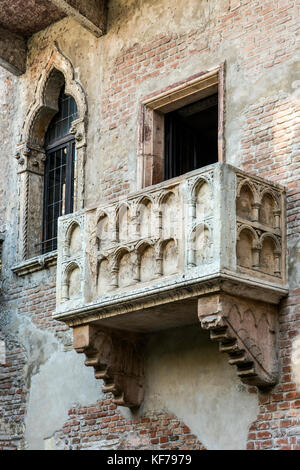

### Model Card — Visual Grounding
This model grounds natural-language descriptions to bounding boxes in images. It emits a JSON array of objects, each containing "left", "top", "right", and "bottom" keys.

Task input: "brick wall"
[
  {"left": 0, "top": 0, "right": 299, "bottom": 450},
  {"left": 99, "top": 0, "right": 298, "bottom": 200},
  {"left": 0, "top": 334, "right": 27, "bottom": 450},
  {"left": 5, "top": 276, "right": 68, "bottom": 338},
  {"left": 52, "top": 399, "right": 206, "bottom": 450},
  {"left": 246, "top": 289, "right": 300, "bottom": 450},
  {"left": 0, "top": 276, "right": 70, "bottom": 449}
]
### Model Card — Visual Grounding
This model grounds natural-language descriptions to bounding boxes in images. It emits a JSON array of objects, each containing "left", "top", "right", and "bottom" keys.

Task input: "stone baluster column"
[
  {"left": 274, "top": 248, "right": 281, "bottom": 276},
  {"left": 154, "top": 244, "right": 163, "bottom": 278},
  {"left": 273, "top": 210, "right": 281, "bottom": 230},
  {"left": 154, "top": 208, "right": 163, "bottom": 239},
  {"left": 132, "top": 252, "right": 140, "bottom": 282},
  {"left": 61, "top": 281, "right": 69, "bottom": 302},
  {"left": 252, "top": 202, "right": 261, "bottom": 222},
  {"left": 111, "top": 262, "right": 119, "bottom": 289},
  {"left": 252, "top": 241, "right": 262, "bottom": 270}
]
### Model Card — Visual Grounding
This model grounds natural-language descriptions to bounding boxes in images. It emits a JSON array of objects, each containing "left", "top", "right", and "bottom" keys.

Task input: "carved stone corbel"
[
  {"left": 198, "top": 293, "right": 278, "bottom": 388},
  {"left": 73, "top": 325, "right": 145, "bottom": 408}
]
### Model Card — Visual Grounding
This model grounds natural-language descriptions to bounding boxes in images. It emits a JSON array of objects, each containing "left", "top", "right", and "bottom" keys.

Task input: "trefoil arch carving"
[{"left": 15, "top": 43, "right": 88, "bottom": 262}]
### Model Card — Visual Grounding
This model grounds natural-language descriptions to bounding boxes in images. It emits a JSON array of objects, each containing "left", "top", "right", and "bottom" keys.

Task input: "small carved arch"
[
  {"left": 237, "top": 224, "right": 258, "bottom": 242},
  {"left": 257, "top": 313, "right": 276, "bottom": 334},
  {"left": 136, "top": 239, "right": 155, "bottom": 252},
  {"left": 137, "top": 197, "right": 154, "bottom": 239},
  {"left": 236, "top": 182, "right": 257, "bottom": 221},
  {"left": 259, "top": 190, "right": 279, "bottom": 228},
  {"left": 136, "top": 194, "right": 155, "bottom": 207},
  {"left": 259, "top": 233, "right": 281, "bottom": 276},
  {"left": 228, "top": 304, "right": 243, "bottom": 324},
  {"left": 96, "top": 212, "right": 110, "bottom": 250},
  {"left": 191, "top": 176, "right": 209, "bottom": 195},
  {"left": 160, "top": 191, "right": 177, "bottom": 238},
  {"left": 193, "top": 178, "right": 212, "bottom": 219},
  {"left": 236, "top": 226, "right": 257, "bottom": 269},
  {"left": 137, "top": 241, "right": 156, "bottom": 283},
  {"left": 236, "top": 179, "right": 259, "bottom": 201},
  {"left": 260, "top": 187, "right": 279, "bottom": 205},
  {"left": 160, "top": 238, "right": 178, "bottom": 276},
  {"left": 65, "top": 221, "right": 82, "bottom": 256},
  {"left": 116, "top": 203, "right": 131, "bottom": 243},
  {"left": 190, "top": 223, "right": 212, "bottom": 266},
  {"left": 115, "top": 247, "right": 136, "bottom": 288},
  {"left": 114, "top": 246, "right": 130, "bottom": 263},
  {"left": 97, "top": 257, "right": 111, "bottom": 296},
  {"left": 158, "top": 189, "right": 177, "bottom": 206},
  {"left": 244, "top": 308, "right": 258, "bottom": 328},
  {"left": 63, "top": 261, "right": 82, "bottom": 300}
]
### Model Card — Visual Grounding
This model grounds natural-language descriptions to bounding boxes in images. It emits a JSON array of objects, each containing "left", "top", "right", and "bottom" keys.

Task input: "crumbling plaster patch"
[
  {"left": 0, "top": 306, "right": 102, "bottom": 450},
  {"left": 107, "top": 0, "right": 225, "bottom": 47},
  {"left": 0, "top": 69, "right": 20, "bottom": 275},
  {"left": 0, "top": 306, "right": 59, "bottom": 388},
  {"left": 25, "top": 349, "right": 102, "bottom": 450},
  {"left": 292, "top": 336, "right": 300, "bottom": 392}
]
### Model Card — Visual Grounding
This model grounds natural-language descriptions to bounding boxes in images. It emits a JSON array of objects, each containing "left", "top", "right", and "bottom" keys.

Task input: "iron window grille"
[{"left": 42, "top": 88, "right": 78, "bottom": 254}]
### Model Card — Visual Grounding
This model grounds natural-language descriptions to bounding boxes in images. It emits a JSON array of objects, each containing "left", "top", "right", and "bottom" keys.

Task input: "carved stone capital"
[
  {"left": 15, "top": 144, "right": 45, "bottom": 175},
  {"left": 70, "top": 119, "right": 87, "bottom": 150},
  {"left": 73, "top": 325, "right": 144, "bottom": 408},
  {"left": 198, "top": 294, "right": 278, "bottom": 388}
]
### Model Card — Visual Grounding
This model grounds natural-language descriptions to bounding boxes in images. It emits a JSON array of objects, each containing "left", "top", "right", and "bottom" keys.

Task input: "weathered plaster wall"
[
  {"left": 0, "top": 0, "right": 299, "bottom": 451},
  {"left": 25, "top": 350, "right": 101, "bottom": 450},
  {"left": 142, "top": 327, "right": 258, "bottom": 450}
]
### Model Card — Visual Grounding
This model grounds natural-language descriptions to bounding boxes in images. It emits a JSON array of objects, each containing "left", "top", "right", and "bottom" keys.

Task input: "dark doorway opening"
[{"left": 164, "top": 93, "right": 218, "bottom": 180}]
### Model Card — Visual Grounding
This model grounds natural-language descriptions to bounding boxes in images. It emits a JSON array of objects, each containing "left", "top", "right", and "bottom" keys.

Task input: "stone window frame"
[
  {"left": 12, "top": 43, "right": 88, "bottom": 276},
  {"left": 137, "top": 63, "right": 225, "bottom": 189}
]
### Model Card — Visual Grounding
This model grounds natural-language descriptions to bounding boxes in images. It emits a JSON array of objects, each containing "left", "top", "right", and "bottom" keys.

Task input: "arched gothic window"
[{"left": 42, "top": 87, "right": 78, "bottom": 253}]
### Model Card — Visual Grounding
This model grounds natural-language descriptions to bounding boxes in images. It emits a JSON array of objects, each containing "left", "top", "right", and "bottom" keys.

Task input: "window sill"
[{"left": 12, "top": 251, "right": 57, "bottom": 277}]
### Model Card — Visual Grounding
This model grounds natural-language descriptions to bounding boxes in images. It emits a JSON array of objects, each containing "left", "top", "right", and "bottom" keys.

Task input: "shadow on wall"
[
  {"left": 23, "top": 324, "right": 259, "bottom": 450},
  {"left": 140, "top": 326, "right": 259, "bottom": 450}
]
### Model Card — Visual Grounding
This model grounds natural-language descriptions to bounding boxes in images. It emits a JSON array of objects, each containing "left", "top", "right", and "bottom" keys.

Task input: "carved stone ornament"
[
  {"left": 73, "top": 325, "right": 144, "bottom": 408},
  {"left": 55, "top": 164, "right": 286, "bottom": 407},
  {"left": 15, "top": 43, "right": 88, "bottom": 261},
  {"left": 198, "top": 293, "right": 278, "bottom": 388}
]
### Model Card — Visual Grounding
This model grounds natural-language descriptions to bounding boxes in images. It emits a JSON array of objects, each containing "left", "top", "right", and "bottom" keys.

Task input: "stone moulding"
[
  {"left": 12, "top": 251, "right": 57, "bottom": 277},
  {"left": 55, "top": 162, "right": 287, "bottom": 406}
]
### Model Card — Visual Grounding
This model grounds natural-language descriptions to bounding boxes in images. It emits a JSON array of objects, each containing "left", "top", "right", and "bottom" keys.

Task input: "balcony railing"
[{"left": 55, "top": 162, "right": 287, "bottom": 330}]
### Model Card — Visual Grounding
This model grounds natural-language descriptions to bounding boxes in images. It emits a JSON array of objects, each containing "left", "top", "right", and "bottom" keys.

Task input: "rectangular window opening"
[
  {"left": 164, "top": 93, "right": 218, "bottom": 180},
  {"left": 139, "top": 66, "right": 224, "bottom": 189}
]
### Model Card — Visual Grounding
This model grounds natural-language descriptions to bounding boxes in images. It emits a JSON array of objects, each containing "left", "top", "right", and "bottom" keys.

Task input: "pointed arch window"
[{"left": 42, "top": 87, "right": 78, "bottom": 254}]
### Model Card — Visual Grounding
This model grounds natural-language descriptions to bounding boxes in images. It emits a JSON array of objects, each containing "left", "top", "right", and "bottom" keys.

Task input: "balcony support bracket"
[
  {"left": 73, "top": 324, "right": 145, "bottom": 408},
  {"left": 198, "top": 293, "right": 279, "bottom": 389}
]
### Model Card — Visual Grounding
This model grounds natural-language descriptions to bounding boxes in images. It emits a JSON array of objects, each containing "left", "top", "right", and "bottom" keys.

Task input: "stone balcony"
[{"left": 54, "top": 163, "right": 288, "bottom": 407}]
